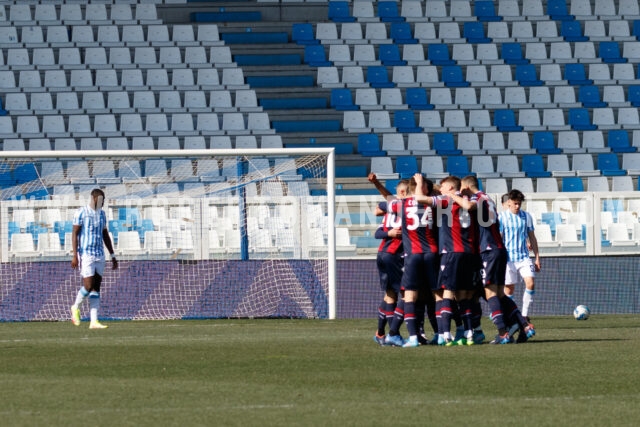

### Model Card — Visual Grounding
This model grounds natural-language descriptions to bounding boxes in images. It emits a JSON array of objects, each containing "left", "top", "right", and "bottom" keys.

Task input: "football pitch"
[{"left": 1, "top": 316, "right": 639, "bottom": 427}]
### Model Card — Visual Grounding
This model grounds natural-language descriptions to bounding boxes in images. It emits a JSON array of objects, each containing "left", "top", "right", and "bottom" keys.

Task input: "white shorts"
[
  {"left": 79, "top": 254, "right": 106, "bottom": 278},
  {"left": 505, "top": 258, "right": 535, "bottom": 285}
]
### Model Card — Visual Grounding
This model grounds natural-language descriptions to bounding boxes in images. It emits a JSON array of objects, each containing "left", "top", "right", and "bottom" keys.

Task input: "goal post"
[{"left": 0, "top": 148, "right": 336, "bottom": 320}]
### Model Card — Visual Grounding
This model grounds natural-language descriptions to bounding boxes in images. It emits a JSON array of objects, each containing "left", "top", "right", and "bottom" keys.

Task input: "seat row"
[
  {"left": 358, "top": 130, "right": 640, "bottom": 157},
  {"left": 302, "top": 20, "right": 640, "bottom": 47},
  {"left": 326, "top": 0, "right": 640, "bottom": 23},
  {"left": 0, "top": 67, "right": 247, "bottom": 91},
  {"left": 369, "top": 153, "right": 638, "bottom": 180},
  {"left": 328, "top": 85, "right": 640, "bottom": 111},
  {"left": 0, "top": 24, "right": 221, "bottom": 46},
  {"left": 0, "top": 3, "right": 159, "bottom": 24},
  {"left": 0, "top": 45, "right": 236, "bottom": 68},
  {"left": 341, "top": 108, "right": 640, "bottom": 134},
  {"left": 3, "top": 89, "right": 262, "bottom": 115},
  {"left": 0, "top": 135, "right": 284, "bottom": 151},
  {"left": 0, "top": 112, "right": 274, "bottom": 138}
]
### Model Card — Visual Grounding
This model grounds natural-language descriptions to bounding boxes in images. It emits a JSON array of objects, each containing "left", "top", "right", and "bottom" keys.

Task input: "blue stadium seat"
[
  {"left": 634, "top": 20, "right": 640, "bottom": 40},
  {"left": 598, "top": 42, "right": 627, "bottom": 64},
  {"left": 464, "top": 22, "right": 492, "bottom": 43},
  {"left": 304, "top": 45, "right": 332, "bottom": 67},
  {"left": 427, "top": 44, "right": 454, "bottom": 65},
  {"left": 366, "top": 66, "right": 394, "bottom": 88},
  {"left": 447, "top": 155, "right": 473, "bottom": 177},
  {"left": 292, "top": 23, "right": 318, "bottom": 45},
  {"left": 405, "top": 88, "right": 434, "bottom": 110},
  {"left": 628, "top": 85, "right": 640, "bottom": 106},
  {"left": 547, "top": 0, "right": 574, "bottom": 21},
  {"left": 532, "top": 132, "right": 561, "bottom": 154},
  {"left": 395, "top": 155, "right": 418, "bottom": 178},
  {"left": 515, "top": 64, "right": 543, "bottom": 86},
  {"left": 328, "top": 1, "right": 355, "bottom": 22},
  {"left": 13, "top": 163, "right": 39, "bottom": 184},
  {"left": 390, "top": 22, "right": 417, "bottom": 44},
  {"left": 568, "top": 108, "right": 597, "bottom": 131},
  {"left": 379, "top": 44, "right": 407, "bottom": 66},
  {"left": 597, "top": 153, "right": 626, "bottom": 176},
  {"left": 378, "top": 1, "right": 404, "bottom": 22},
  {"left": 541, "top": 212, "right": 563, "bottom": 235},
  {"left": 501, "top": 43, "right": 528, "bottom": 65},
  {"left": 561, "top": 21, "right": 588, "bottom": 42},
  {"left": 561, "top": 177, "right": 584, "bottom": 192},
  {"left": 432, "top": 133, "right": 462, "bottom": 155},
  {"left": 474, "top": 1, "right": 502, "bottom": 22},
  {"left": 522, "top": 154, "right": 552, "bottom": 177},
  {"left": 108, "top": 219, "right": 128, "bottom": 244},
  {"left": 330, "top": 88, "right": 358, "bottom": 111},
  {"left": 494, "top": 109, "right": 523, "bottom": 132},
  {"left": 564, "top": 63, "right": 593, "bottom": 86},
  {"left": 578, "top": 86, "right": 607, "bottom": 108},
  {"left": 393, "top": 110, "right": 423, "bottom": 133},
  {"left": 607, "top": 130, "right": 637, "bottom": 153},
  {"left": 441, "top": 65, "right": 469, "bottom": 87},
  {"left": 357, "top": 134, "right": 385, "bottom": 156},
  {"left": 119, "top": 207, "right": 141, "bottom": 227}
]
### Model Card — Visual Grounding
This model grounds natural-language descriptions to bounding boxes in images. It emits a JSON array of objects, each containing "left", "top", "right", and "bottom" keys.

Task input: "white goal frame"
[{"left": 0, "top": 148, "right": 337, "bottom": 319}]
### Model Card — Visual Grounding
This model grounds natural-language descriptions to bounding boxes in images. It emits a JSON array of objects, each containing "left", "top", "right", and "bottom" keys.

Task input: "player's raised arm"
[
  {"left": 412, "top": 173, "right": 434, "bottom": 204},
  {"left": 368, "top": 172, "right": 394, "bottom": 200}
]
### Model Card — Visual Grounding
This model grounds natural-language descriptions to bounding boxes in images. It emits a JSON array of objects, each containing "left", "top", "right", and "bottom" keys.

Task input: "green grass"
[{"left": 1, "top": 316, "right": 639, "bottom": 427}]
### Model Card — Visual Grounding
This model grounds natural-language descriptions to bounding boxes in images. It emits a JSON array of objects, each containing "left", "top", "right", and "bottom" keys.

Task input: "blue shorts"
[
  {"left": 437, "top": 252, "right": 482, "bottom": 291},
  {"left": 481, "top": 248, "right": 508, "bottom": 287},
  {"left": 401, "top": 252, "right": 439, "bottom": 292},
  {"left": 376, "top": 251, "right": 404, "bottom": 294}
]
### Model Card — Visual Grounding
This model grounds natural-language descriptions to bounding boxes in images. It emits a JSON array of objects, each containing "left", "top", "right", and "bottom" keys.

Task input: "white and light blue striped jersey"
[
  {"left": 499, "top": 209, "right": 534, "bottom": 262},
  {"left": 73, "top": 206, "right": 108, "bottom": 257}
]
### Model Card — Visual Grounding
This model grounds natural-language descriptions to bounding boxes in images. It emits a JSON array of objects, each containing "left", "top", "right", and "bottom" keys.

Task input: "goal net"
[{"left": 0, "top": 148, "right": 336, "bottom": 321}]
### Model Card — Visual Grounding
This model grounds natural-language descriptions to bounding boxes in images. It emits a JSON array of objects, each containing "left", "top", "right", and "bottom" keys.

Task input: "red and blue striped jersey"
[
  {"left": 432, "top": 194, "right": 479, "bottom": 254},
  {"left": 376, "top": 201, "right": 403, "bottom": 254},
  {"left": 474, "top": 191, "right": 504, "bottom": 252},
  {"left": 390, "top": 197, "right": 438, "bottom": 255}
]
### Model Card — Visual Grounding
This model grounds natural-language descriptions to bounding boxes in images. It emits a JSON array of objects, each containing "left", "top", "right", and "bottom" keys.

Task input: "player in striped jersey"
[
  {"left": 414, "top": 174, "right": 481, "bottom": 346},
  {"left": 384, "top": 175, "right": 439, "bottom": 347},
  {"left": 70, "top": 188, "right": 118, "bottom": 329},
  {"left": 499, "top": 189, "right": 540, "bottom": 341},
  {"left": 368, "top": 174, "right": 407, "bottom": 345},
  {"left": 456, "top": 176, "right": 534, "bottom": 344}
]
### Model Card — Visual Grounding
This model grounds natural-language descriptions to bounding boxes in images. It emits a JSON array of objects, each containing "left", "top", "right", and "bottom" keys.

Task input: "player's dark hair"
[
  {"left": 440, "top": 175, "right": 461, "bottom": 191},
  {"left": 91, "top": 188, "right": 105, "bottom": 198},
  {"left": 508, "top": 189, "right": 525, "bottom": 203}
]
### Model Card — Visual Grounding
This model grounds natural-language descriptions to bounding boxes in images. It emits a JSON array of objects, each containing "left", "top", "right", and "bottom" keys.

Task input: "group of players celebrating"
[{"left": 370, "top": 172, "right": 538, "bottom": 347}]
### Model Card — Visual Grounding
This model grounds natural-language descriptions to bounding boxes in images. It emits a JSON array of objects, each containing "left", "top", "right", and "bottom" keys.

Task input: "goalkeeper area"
[{"left": 0, "top": 148, "right": 336, "bottom": 321}]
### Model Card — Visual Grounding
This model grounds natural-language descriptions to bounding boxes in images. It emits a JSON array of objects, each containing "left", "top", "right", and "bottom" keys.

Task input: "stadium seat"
[
  {"left": 427, "top": 44, "right": 454, "bottom": 65},
  {"left": 494, "top": 109, "right": 523, "bottom": 132},
  {"left": 331, "top": 88, "right": 358, "bottom": 111},
  {"left": 405, "top": 88, "right": 434, "bottom": 110},
  {"left": 599, "top": 41, "right": 627, "bottom": 64},
  {"left": 395, "top": 156, "right": 418, "bottom": 178},
  {"left": 564, "top": 63, "right": 593, "bottom": 86},
  {"left": 390, "top": 22, "right": 417, "bottom": 44},
  {"left": 522, "top": 154, "right": 552, "bottom": 178},
  {"left": 568, "top": 108, "right": 597, "bottom": 131},
  {"left": 608, "top": 130, "right": 637, "bottom": 153},
  {"left": 578, "top": 86, "right": 607, "bottom": 108},
  {"left": 432, "top": 133, "right": 461, "bottom": 155},
  {"left": 441, "top": 66, "right": 469, "bottom": 87},
  {"left": 561, "top": 177, "right": 584, "bottom": 192},
  {"left": 292, "top": 23, "right": 317, "bottom": 45},
  {"left": 474, "top": 1, "right": 502, "bottom": 22},
  {"left": 533, "top": 132, "right": 561, "bottom": 154},
  {"left": 304, "top": 45, "right": 331, "bottom": 67},
  {"left": 464, "top": 22, "right": 492, "bottom": 43},
  {"left": 446, "top": 156, "right": 472, "bottom": 177},
  {"left": 378, "top": 1, "right": 403, "bottom": 22},
  {"left": 598, "top": 153, "right": 626, "bottom": 176},
  {"left": 501, "top": 43, "right": 528, "bottom": 65},
  {"left": 516, "top": 64, "right": 543, "bottom": 86},
  {"left": 328, "top": 1, "right": 355, "bottom": 22},
  {"left": 393, "top": 110, "right": 422, "bottom": 133},
  {"left": 357, "top": 134, "right": 384, "bottom": 156},
  {"left": 366, "top": 66, "right": 394, "bottom": 88},
  {"left": 379, "top": 44, "right": 407, "bottom": 66},
  {"left": 561, "top": 21, "right": 588, "bottom": 42}
]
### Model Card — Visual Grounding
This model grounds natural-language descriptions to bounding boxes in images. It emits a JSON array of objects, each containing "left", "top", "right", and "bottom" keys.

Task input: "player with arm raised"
[
  {"left": 455, "top": 176, "right": 533, "bottom": 344},
  {"left": 368, "top": 174, "right": 407, "bottom": 345},
  {"left": 414, "top": 174, "right": 481, "bottom": 346},
  {"left": 70, "top": 188, "right": 118, "bottom": 329},
  {"left": 384, "top": 175, "right": 439, "bottom": 347}
]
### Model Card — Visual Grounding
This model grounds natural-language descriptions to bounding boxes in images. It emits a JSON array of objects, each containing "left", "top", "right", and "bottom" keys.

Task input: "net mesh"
[{"left": 0, "top": 150, "right": 331, "bottom": 321}]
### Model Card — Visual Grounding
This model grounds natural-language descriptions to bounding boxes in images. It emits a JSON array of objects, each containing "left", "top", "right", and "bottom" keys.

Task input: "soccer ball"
[{"left": 573, "top": 305, "right": 590, "bottom": 320}]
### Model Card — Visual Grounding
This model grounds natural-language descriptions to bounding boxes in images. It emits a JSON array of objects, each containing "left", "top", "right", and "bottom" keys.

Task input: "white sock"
[
  {"left": 89, "top": 291, "right": 100, "bottom": 322},
  {"left": 74, "top": 287, "right": 89, "bottom": 308},
  {"left": 522, "top": 289, "right": 535, "bottom": 317}
]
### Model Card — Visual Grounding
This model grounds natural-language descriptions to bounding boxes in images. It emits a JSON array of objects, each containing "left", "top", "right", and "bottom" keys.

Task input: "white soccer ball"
[{"left": 573, "top": 305, "right": 590, "bottom": 320}]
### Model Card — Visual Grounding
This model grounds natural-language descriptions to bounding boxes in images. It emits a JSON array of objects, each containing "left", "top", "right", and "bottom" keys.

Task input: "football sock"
[
  {"left": 440, "top": 298, "right": 454, "bottom": 337},
  {"left": 377, "top": 301, "right": 395, "bottom": 336},
  {"left": 487, "top": 296, "right": 506, "bottom": 332},
  {"left": 89, "top": 291, "right": 100, "bottom": 323},
  {"left": 404, "top": 301, "right": 417, "bottom": 338},
  {"left": 458, "top": 299, "right": 474, "bottom": 335},
  {"left": 435, "top": 300, "right": 443, "bottom": 334},
  {"left": 522, "top": 289, "right": 535, "bottom": 318},
  {"left": 501, "top": 296, "right": 528, "bottom": 330},
  {"left": 73, "top": 287, "right": 89, "bottom": 308},
  {"left": 388, "top": 299, "right": 405, "bottom": 336},
  {"left": 471, "top": 299, "right": 483, "bottom": 329},
  {"left": 425, "top": 296, "right": 438, "bottom": 334}
]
